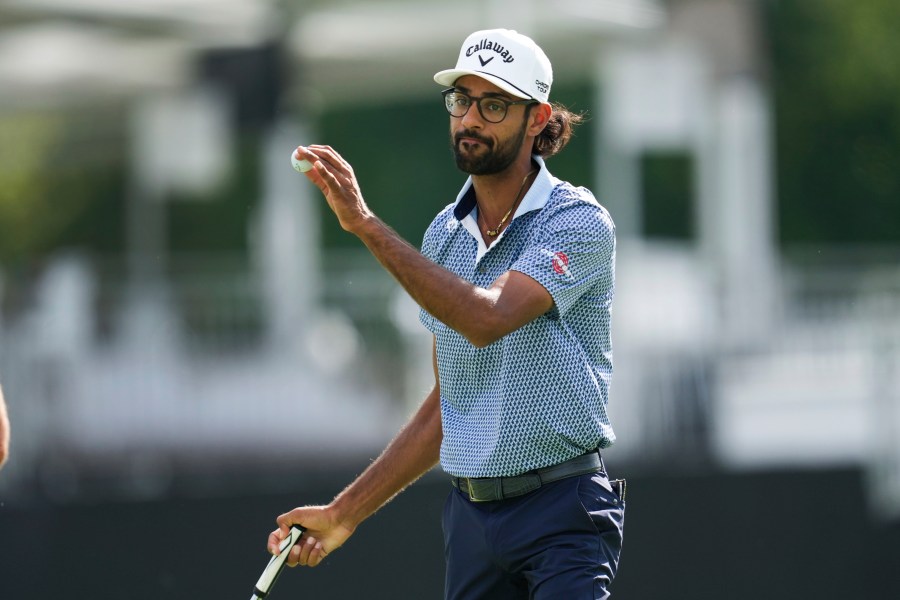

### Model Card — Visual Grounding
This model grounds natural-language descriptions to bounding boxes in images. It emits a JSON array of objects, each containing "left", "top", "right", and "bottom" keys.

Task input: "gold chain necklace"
[{"left": 483, "top": 168, "right": 537, "bottom": 237}]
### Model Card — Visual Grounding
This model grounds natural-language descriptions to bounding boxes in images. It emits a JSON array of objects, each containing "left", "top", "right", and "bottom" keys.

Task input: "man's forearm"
[
  {"left": 352, "top": 217, "right": 552, "bottom": 347},
  {"left": 298, "top": 144, "right": 552, "bottom": 346},
  {"left": 330, "top": 384, "right": 442, "bottom": 529},
  {"left": 355, "top": 217, "right": 488, "bottom": 335}
]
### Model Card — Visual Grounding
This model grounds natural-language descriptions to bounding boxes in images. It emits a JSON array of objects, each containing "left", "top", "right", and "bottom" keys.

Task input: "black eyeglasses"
[{"left": 441, "top": 88, "right": 536, "bottom": 123}]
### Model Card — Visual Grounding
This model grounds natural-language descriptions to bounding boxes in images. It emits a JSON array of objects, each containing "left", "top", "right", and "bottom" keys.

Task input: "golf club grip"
[{"left": 252, "top": 524, "right": 305, "bottom": 598}]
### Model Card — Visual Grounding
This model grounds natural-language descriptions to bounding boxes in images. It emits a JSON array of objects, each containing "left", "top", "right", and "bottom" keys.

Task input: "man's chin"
[
  {"left": 454, "top": 155, "right": 486, "bottom": 175},
  {"left": 453, "top": 146, "right": 507, "bottom": 175},
  {"left": 453, "top": 152, "right": 479, "bottom": 174}
]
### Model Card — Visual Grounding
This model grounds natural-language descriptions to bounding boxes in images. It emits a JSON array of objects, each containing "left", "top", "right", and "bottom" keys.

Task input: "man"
[
  {"left": 271, "top": 29, "right": 624, "bottom": 598},
  {"left": 0, "top": 383, "right": 9, "bottom": 471}
]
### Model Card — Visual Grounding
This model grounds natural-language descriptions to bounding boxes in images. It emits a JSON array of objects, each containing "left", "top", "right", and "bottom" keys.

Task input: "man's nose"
[{"left": 460, "top": 103, "right": 486, "bottom": 128}]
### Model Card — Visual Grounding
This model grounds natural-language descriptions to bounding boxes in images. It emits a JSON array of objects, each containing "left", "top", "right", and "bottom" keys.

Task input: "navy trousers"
[{"left": 442, "top": 471, "right": 625, "bottom": 600}]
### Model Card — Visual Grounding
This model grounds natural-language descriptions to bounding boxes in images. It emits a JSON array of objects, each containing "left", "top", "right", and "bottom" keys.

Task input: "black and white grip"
[{"left": 250, "top": 524, "right": 305, "bottom": 600}]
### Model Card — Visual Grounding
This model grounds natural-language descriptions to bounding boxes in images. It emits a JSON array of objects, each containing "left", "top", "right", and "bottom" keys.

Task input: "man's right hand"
[{"left": 267, "top": 504, "right": 355, "bottom": 568}]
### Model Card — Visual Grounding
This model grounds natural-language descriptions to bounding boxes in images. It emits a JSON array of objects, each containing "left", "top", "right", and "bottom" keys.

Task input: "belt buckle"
[
  {"left": 456, "top": 477, "right": 481, "bottom": 502},
  {"left": 470, "top": 478, "right": 496, "bottom": 502},
  {"left": 460, "top": 477, "right": 494, "bottom": 502},
  {"left": 466, "top": 478, "right": 478, "bottom": 501}
]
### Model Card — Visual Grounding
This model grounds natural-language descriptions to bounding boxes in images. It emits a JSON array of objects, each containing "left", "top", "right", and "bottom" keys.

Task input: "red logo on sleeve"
[{"left": 552, "top": 251, "right": 570, "bottom": 275}]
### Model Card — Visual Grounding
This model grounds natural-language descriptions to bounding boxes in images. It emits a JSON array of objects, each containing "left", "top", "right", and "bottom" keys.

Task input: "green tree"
[
  {"left": 768, "top": 0, "right": 900, "bottom": 244},
  {"left": 0, "top": 109, "right": 126, "bottom": 265}
]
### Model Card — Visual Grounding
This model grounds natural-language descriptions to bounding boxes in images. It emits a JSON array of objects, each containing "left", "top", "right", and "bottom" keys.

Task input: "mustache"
[{"left": 454, "top": 130, "right": 493, "bottom": 148}]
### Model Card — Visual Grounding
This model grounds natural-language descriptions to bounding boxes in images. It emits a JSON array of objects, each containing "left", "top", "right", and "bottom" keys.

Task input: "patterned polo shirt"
[{"left": 419, "top": 155, "right": 617, "bottom": 478}]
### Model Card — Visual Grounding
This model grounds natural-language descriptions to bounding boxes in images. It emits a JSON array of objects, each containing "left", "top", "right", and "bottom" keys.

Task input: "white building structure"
[{"left": 0, "top": 0, "right": 897, "bottom": 516}]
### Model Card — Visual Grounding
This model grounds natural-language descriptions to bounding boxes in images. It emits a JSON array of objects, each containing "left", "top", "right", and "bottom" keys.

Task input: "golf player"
[{"left": 270, "top": 28, "right": 625, "bottom": 599}]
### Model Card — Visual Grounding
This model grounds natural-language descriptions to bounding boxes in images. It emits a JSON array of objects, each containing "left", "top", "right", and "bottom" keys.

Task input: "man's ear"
[{"left": 528, "top": 103, "right": 553, "bottom": 135}]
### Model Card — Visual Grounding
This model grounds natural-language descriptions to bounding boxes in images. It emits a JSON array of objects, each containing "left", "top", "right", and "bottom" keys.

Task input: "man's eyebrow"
[{"left": 454, "top": 85, "right": 513, "bottom": 100}]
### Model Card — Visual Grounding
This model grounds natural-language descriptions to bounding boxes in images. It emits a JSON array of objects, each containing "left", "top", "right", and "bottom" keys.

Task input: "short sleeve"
[{"left": 512, "top": 189, "right": 616, "bottom": 317}]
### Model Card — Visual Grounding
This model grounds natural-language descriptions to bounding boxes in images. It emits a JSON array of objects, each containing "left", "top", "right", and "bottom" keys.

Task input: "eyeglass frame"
[{"left": 441, "top": 87, "right": 537, "bottom": 123}]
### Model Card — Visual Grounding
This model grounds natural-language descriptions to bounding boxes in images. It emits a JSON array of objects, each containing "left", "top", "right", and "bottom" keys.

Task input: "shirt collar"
[
  {"left": 451, "top": 155, "right": 559, "bottom": 262},
  {"left": 452, "top": 155, "right": 558, "bottom": 222}
]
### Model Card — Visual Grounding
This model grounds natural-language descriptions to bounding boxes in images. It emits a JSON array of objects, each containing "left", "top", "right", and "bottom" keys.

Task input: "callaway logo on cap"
[{"left": 434, "top": 29, "right": 553, "bottom": 103}]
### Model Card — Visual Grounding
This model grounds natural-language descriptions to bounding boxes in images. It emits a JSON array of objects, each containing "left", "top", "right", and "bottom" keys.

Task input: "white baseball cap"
[{"left": 434, "top": 29, "right": 553, "bottom": 103}]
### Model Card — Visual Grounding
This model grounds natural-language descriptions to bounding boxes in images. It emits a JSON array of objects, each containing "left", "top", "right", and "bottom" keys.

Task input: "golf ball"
[{"left": 290, "top": 152, "right": 314, "bottom": 173}]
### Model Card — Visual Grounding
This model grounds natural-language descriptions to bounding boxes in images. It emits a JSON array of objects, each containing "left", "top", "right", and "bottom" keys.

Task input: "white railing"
[{"left": 1, "top": 246, "right": 898, "bottom": 515}]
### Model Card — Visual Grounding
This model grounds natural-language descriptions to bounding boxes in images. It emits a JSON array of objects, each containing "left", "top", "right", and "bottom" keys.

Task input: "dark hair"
[{"left": 532, "top": 103, "right": 586, "bottom": 158}]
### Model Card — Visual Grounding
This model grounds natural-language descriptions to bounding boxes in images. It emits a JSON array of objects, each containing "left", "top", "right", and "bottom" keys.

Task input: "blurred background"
[{"left": 1, "top": 0, "right": 899, "bottom": 597}]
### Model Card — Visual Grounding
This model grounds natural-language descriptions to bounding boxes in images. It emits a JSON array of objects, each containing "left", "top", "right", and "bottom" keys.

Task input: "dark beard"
[{"left": 451, "top": 119, "right": 529, "bottom": 175}]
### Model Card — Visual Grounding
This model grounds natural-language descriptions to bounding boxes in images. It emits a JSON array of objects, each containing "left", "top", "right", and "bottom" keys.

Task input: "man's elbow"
[
  {"left": 466, "top": 334, "right": 496, "bottom": 349},
  {"left": 464, "top": 321, "right": 507, "bottom": 348}
]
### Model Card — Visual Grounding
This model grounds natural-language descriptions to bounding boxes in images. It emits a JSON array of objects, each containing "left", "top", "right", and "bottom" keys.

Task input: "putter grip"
[{"left": 253, "top": 525, "right": 305, "bottom": 598}]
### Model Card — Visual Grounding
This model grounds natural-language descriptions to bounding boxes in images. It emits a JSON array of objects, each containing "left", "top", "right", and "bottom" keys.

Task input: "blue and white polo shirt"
[{"left": 419, "top": 155, "right": 617, "bottom": 478}]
